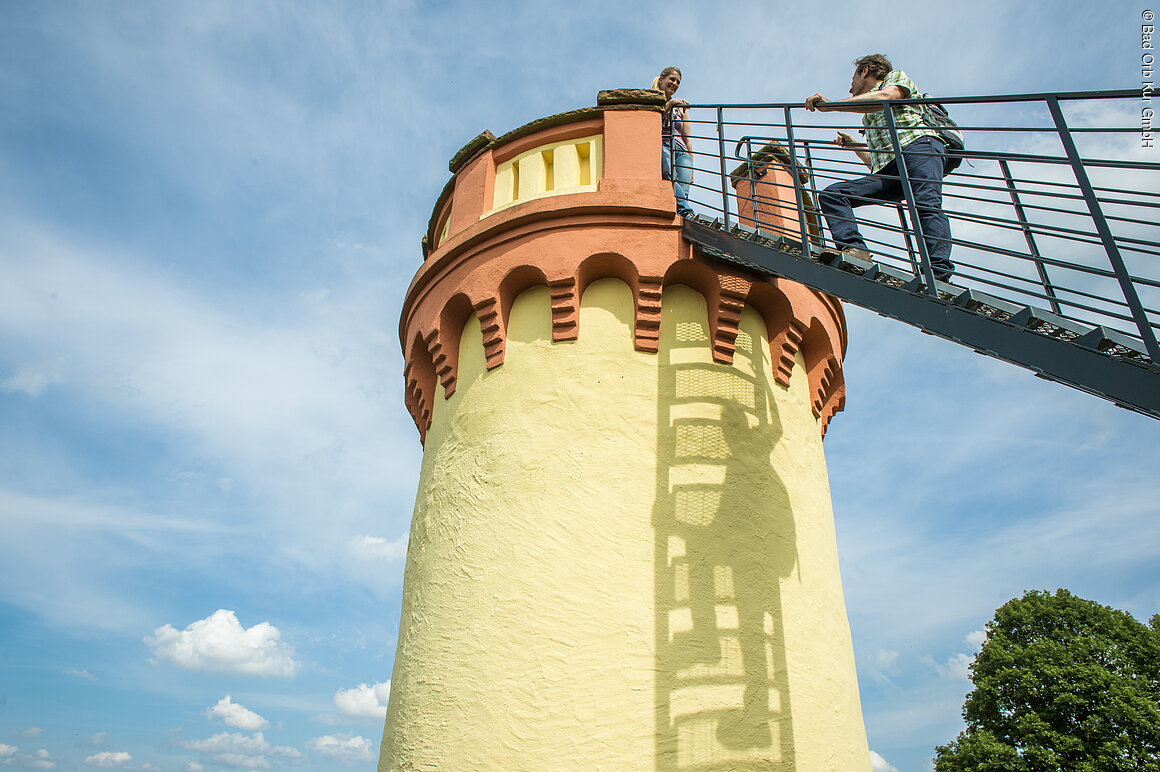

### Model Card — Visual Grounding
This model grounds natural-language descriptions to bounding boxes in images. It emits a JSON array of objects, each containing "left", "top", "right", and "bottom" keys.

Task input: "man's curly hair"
[{"left": 853, "top": 54, "right": 893, "bottom": 80}]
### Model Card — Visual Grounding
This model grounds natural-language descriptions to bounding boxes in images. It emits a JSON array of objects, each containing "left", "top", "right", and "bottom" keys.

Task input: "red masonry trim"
[{"left": 400, "top": 106, "right": 846, "bottom": 442}]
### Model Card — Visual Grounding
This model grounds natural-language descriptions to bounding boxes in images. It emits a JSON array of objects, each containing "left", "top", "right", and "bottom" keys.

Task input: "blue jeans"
[
  {"left": 819, "top": 136, "right": 953, "bottom": 279},
  {"left": 662, "top": 145, "right": 694, "bottom": 216}
]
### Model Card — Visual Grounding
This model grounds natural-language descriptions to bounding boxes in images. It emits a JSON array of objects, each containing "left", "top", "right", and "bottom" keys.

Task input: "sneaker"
[{"left": 839, "top": 246, "right": 872, "bottom": 262}]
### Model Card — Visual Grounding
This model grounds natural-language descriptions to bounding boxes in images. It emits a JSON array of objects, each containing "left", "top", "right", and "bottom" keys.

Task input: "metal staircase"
[{"left": 675, "top": 89, "right": 1160, "bottom": 419}]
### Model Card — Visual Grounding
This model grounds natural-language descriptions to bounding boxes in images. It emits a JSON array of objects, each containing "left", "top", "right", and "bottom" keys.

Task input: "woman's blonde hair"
[{"left": 650, "top": 66, "right": 682, "bottom": 92}]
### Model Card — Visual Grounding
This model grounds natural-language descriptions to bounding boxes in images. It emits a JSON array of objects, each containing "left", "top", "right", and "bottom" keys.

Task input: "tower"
[{"left": 380, "top": 90, "right": 868, "bottom": 771}]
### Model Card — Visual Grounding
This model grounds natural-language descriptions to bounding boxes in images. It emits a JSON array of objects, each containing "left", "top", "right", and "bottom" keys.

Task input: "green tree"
[{"left": 934, "top": 589, "right": 1160, "bottom": 772}]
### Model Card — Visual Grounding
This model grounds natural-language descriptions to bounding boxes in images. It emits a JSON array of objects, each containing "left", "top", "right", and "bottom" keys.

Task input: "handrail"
[{"left": 682, "top": 88, "right": 1142, "bottom": 110}]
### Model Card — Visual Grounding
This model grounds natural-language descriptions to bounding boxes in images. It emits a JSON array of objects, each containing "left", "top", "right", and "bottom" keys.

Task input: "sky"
[{"left": 1, "top": 1, "right": 1157, "bottom": 771}]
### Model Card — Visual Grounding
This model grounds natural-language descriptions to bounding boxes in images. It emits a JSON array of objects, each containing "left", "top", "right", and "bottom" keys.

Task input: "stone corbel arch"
[
  {"left": 799, "top": 318, "right": 847, "bottom": 437},
  {"left": 662, "top": 258, "right": 738, "bottom": 363},
  {"left": 743, "top": 280, "right": 800, "bottom": 388},
  {"left": 499, "top": 264, "right": 551, "bottom": 344},
  {"left": 403, "top": 332, "right": 438, "bottom": 443},
  {"left": 573, "top": 252, "right": 642, "bottom": 343},
  {"left": 434, "top": 292, "right": 477, "bottom": 399}
]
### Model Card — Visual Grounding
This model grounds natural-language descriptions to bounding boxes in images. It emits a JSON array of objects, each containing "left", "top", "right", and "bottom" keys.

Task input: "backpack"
[{"left": 917, "top": 93, "right": 966, "bottom": 175}]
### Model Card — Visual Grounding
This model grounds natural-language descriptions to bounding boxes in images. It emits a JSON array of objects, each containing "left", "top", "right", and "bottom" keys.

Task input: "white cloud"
[
  {"left": 0, "top": 362, "right": 62, "bottom": 396},
  {"left": 0, "top": 221, "right": 405, "bottom": 490},
  {"left": 181, "top": 732, "right": 270, "bottom": 755},
  {"left": 922, "top": 651, "right": 974, "bottom": 681},
  {"left": 870, "top": 750, "right": 900, "bottom": 772},
  {"left": 0, "top": 487, "right": 237, "bottom": 633},
  {"left": 334, "top": 681, "right": 390, "bottom": 719},
  {"left": 184, "top": 763, "right": 203, "bottom": 772},
  {"left": 84, "top": 751, "right": 132, "bottom": 767},
  {"left": 179, "top": 732, "right": 299, "bottom": 755},
  {"left": 349, "top": 535, "right": 407, "bottom": 562},
  {"left": 31, "top": 749, "right": 54, "bottom": 769},
  {"left": 0, "top": 218, "right": 415, "bottom": 633},
  {"left": 307, "top": 734, "right": 373, "bottom": 762},
  {"left": 965, "top": 629, "right": 986, "bottom": 651},
  {"left": 63, "top": 668, "right": 97, "bottom": 681},
  {"left": 206, "top": 695, "right": 269, "bottom": 731},
  {"left": 145, "top": 610, "right": 299, "bottom": 677},
  {"left": 210, "top": 753, "right": 269, "bottom": 769},
  {"left": 178, "top": 731, "right": 299, "bottom": 770},
  {"left": 0, "top": 745, "right": 16, "bottom": 758},
  {"left": 872, "top": 648, "right": 899, "bottom": 672},
  {"left": 19, "top": 730, "right": 42, "bottom": 738}
]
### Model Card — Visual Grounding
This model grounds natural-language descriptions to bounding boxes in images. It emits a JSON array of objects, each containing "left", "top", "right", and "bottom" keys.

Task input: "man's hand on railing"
[
  {"left": 804, "top": 93, "right": 827, "bottom": 112},
  {"left": 834, "top": 131, "right": 872, "bottom": 170},
  {"left": 834, "top": 131, "right": 862, "bottom": 148},
  {"left": 805, "top": 85, "right": 906, "bottom": 114}
]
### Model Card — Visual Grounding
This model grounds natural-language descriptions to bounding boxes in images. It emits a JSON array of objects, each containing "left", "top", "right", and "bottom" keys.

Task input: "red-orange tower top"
[{"left": 401, "top": 90, "right": 847, "bottom": 442}]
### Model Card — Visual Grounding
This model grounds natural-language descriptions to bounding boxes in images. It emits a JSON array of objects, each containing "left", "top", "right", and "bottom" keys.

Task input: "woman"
[{"left": 652, "top": 66, "right": 694, "bottom": 218}]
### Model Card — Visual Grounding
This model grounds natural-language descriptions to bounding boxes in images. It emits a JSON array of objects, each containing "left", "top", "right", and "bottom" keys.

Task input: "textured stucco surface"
[{"left": 379, "top": 280, "right": 869, "bottom": 771}]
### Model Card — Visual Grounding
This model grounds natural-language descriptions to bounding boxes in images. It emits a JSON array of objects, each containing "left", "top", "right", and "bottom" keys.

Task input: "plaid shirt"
[{"left": 862, "top": 70, "right": 941, "bottom": 173}]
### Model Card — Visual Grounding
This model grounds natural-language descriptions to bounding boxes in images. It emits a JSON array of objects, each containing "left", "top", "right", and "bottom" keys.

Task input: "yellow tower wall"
[{"left": 381, "top": 279, "right": 868, "bottom": 771}]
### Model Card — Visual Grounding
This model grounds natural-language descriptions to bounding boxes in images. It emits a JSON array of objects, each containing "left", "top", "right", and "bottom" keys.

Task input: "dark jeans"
[{"left": 819, "top": 136, "right": 953, "bottom": 280}]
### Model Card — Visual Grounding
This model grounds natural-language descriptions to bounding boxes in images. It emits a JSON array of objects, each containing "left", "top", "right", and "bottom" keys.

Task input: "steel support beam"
[{"left": 683, "top": 219, "right": 1160, "bottom": 420}]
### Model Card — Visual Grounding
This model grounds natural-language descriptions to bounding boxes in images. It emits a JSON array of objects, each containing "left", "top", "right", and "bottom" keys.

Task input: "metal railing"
[{"left": 671, "top": 90, "right": 1160, "bottom": 364}]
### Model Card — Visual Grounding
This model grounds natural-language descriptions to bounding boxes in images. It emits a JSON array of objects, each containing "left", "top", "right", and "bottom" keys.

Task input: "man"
[{"left": 805, "top": 54, "right": 954, "bottom": 282}]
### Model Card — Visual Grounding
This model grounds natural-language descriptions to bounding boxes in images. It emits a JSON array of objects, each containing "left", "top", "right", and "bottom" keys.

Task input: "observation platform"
[{"left": 412, "top": 88, "right": 1160, "bottom": 421}]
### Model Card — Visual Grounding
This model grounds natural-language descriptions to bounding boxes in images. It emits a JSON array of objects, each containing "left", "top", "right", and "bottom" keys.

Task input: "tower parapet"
[
  {"left": 384, "top": 90, "right": 868, "bottom": 772},
  {"left": 402, "top": 91, "right": 846, "bottom": 443}
]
